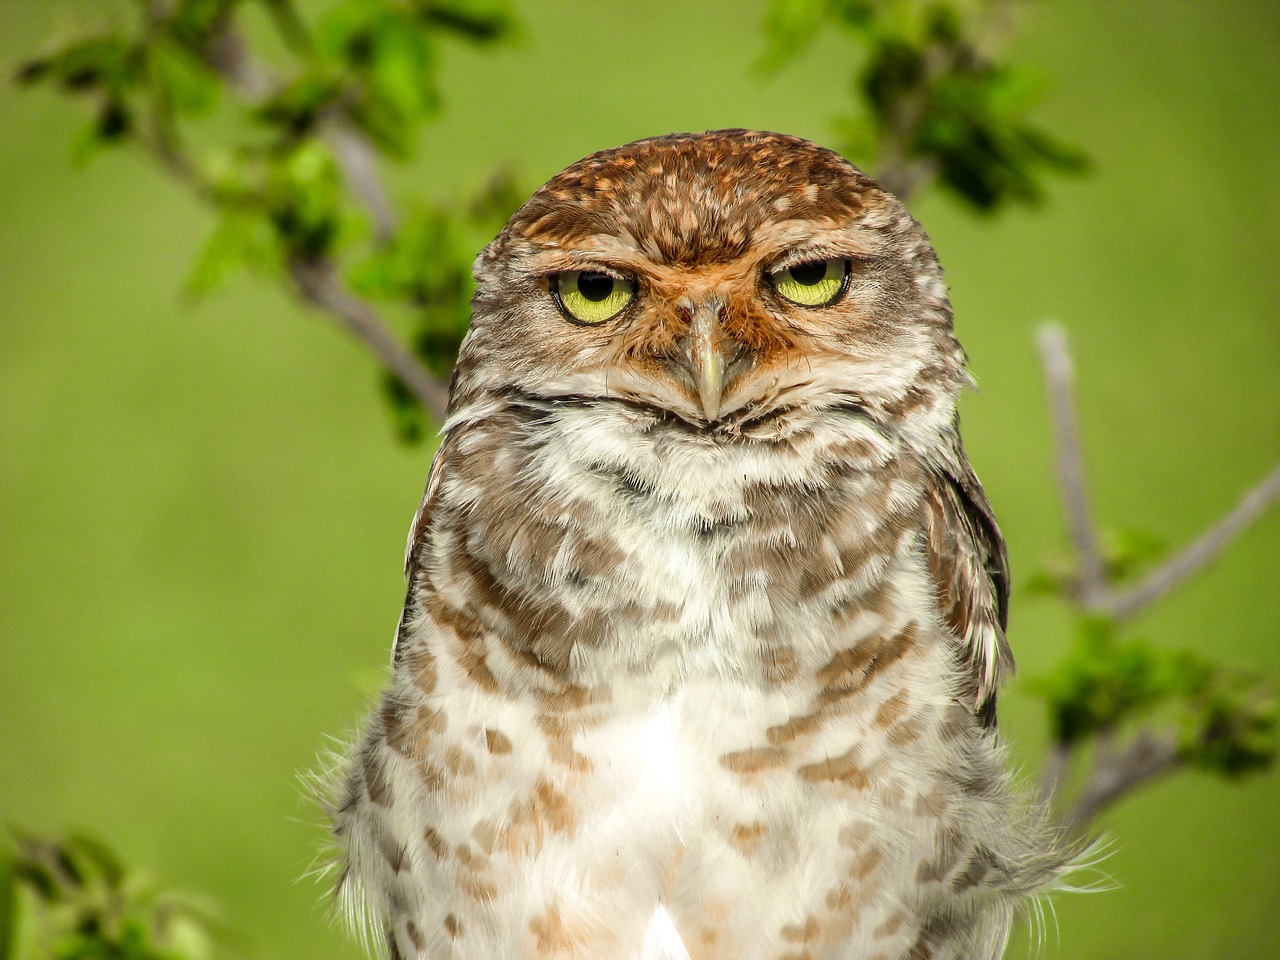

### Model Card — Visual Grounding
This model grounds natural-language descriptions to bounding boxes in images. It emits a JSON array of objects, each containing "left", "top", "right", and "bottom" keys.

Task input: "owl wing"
[
  {"left": 392, "top": 431, "right": 457, "bottom": 663},
  {"left": 922, "top": 448, "right": 1013, "bottom": 725}
]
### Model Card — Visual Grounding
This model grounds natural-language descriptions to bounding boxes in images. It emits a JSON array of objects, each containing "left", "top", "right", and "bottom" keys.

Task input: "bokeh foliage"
[
  {"left": 762, "top": 0, "right": 1087, "bottom": 208},
  {"left": 17, "top": 0, "right": 515, "bottom": 439},
  {"left": 2, "top": 833, "right": 222, "bottom": 960}
]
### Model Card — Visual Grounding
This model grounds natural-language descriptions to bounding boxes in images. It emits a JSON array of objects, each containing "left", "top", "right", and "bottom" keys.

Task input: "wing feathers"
[
  {"left": 922, "top": 451, "right": 1013, "bottom": 720},
  {"left": 393, "top": 433, "right": 457, "bottom": 663}
]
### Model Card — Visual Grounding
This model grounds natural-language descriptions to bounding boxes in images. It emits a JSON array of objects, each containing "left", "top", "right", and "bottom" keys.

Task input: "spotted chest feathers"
[{"left": 331, "top": 400, "right": 1059, "bottom": 960}]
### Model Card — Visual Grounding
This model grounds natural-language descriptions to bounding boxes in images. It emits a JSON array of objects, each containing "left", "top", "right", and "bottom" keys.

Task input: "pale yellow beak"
[{"left": 686, "top": 299, "right": 728, "bottom": 422}]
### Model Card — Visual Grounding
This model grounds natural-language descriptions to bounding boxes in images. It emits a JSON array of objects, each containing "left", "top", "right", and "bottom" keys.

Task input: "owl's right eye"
[{"left": 551, "top": 271, "right": 636, "bottom": 325}]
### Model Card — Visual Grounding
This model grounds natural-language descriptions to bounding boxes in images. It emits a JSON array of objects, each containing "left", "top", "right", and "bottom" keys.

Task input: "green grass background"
[{"left": 1, "top": 1, "right": 1277, "bottom": 957}]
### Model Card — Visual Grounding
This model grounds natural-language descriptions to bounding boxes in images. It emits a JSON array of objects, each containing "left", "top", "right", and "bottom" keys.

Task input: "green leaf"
[
  {"left": 186, "top": 209, "right": 278, "bottom": 296},
  {"left": 8, "top": 833, "right": 222, "bottom": 960},
  {"left": 61, "top": 835, "right": 126, "bottom": 891},
  {"left": 255, "top": 71, "right": 345, "bottom": 135},
  {"left": 0, "top": 849, "right": 15, "bottom": 960},
  {"left": 148, "top": 41, "right": 220, "bottom": 118},
  {"left": 365, "top": 11, "right": 438, "bottom": 147},
  {"left": 416, "top": 0, "right": 515, "bottom": 43},
  {"left": 1101, "top": 527, "right": 1170, "bottom": 584},
  {"left": 1180, "top": 671, "right": 1276, "bottom": 777},
  {"left": 314, "top": 1, "right": 442, "bottom": 156},
  {"left": 167, "top": 0, "right": 237, "bottom": 48},
  {"left": 381, "top": 373, "right": 431, "bottom": 444},
  {"left": 1031, "top": 618, "right": 1181, "bottom": 743},
  {"left": 268, "top": 139, "right": 345, "bottom": 256},
  {"left": 14, "top": 34, "right": 139, "bottom": 95}
]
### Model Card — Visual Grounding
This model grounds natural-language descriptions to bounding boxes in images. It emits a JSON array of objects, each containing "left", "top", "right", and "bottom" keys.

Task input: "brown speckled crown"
[{"left": 507, "top": 129, "right": 879, "bottom": 265}]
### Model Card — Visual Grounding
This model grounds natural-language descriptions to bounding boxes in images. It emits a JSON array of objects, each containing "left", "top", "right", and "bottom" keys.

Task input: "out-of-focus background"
[{"left": 1, "top": 1, "right": 1277, "bottom": 958}]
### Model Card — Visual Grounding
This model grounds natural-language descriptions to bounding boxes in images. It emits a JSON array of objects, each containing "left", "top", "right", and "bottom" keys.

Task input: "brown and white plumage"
[{"left": 330, "top": 129, "right": 1069, "bottom": 960}]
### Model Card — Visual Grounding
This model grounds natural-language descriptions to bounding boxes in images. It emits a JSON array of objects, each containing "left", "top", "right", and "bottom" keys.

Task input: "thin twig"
[
  {"left": 1038, "top": 324, "right": 1106, "bottom": 606},
  {"left": 873, "top": 46, "right": 942, "bottom": 200},
  {"left": 289, "top": 258, "right": 450, "bottom": 421},
  {"left": 203, "top": 18, "right": 399, "bottom": 241},
  {"left": 1036, "top": 326, "right": 1278, "bottom": 830},
  {"left": 202, "top": 16, "right": 274, "bottom": 100},
  {"left": 1103, "top": 461, "right": 1280, "bottom": 622},
  {"left": 324, "top": 113, "right": 399, "bottom": 243},
  {"left": 1066, "top": 731, "right": 1183, "bottom": 828}
]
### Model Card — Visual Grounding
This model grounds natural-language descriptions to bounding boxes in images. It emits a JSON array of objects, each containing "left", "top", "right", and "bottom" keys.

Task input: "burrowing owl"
[{"left": 330, "top": 129, "right": 1068, "bottom": 960}]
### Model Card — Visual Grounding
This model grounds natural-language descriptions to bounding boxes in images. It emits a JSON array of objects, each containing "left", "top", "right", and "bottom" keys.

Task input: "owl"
[{"left": 329, "top": 129, "right": 1070, "bottom": 960}]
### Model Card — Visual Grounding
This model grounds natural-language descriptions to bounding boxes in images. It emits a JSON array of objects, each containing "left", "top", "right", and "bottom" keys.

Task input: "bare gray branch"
[
  {"left": 189, "top": 17, "right": 448, "bottom": 422},
  {"left": 324, "top": 116, "right": 400, "bottom": 243},
  {"left": 289, "top": 258, "right": 450, "bottom": 422},
  {"left": 1066, "top": 731, "right": 1183, "bottom": 828},
  {"left": 1040, "top": 740, "right": 1073, "bottom": 804},
  {"left": 1103, "top": 462, "right": 1280, "bottom": 621},
  {"left": 1037, "top": 324, "right": 1106, "bottom": 606}
]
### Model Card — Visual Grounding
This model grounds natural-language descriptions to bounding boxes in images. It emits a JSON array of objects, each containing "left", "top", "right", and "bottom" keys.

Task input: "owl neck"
[{"left": 418, "top": 391, "right": 943, "bottom": 697}]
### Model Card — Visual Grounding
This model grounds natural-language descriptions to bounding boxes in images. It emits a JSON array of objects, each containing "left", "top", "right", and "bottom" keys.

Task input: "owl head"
[{"left": 450, "top": 129, "right": 969, "bottom": 449}]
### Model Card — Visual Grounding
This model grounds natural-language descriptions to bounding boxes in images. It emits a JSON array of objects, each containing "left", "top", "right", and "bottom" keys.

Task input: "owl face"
[{"left": 454, "top": 130, "right": 967, "bottom": 442}]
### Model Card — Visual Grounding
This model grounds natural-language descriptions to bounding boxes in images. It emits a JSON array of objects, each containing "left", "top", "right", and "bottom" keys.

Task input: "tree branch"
[
  {"left": 323, "top": 112, "right": 399, "bottom": 243},
  {"left": 288, "top": 258, "right": 450, "bottom": 421},
  {"left": 201, "top": 14, "right": 274, "bottom": 100},
  {"left": 1066, "top": 730, "right": 1182, "bottom": 828},
  {"left": 1102, "top": 462, "right": 1280, "bottom": 622},
  {"left": 1036, "top": 325, "right": 1277, "bottom": 829},
  {"left": 1037, "top": 323, "right": 1106, "bottom": 605},
  {"left": 189, "top": 15, "right": 447, "bottom": 417},
  {"left": 133, "top": 130, "right": 447, "bottom": 420}
]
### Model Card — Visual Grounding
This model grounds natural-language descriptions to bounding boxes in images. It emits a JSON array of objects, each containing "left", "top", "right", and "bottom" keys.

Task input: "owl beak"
[{"left": 684, "top": 299, "right": 729, "bottom": 422}]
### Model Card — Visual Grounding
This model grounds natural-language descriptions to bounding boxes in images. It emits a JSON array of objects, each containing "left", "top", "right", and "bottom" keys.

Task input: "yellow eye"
[
  {"left": 552, "top": 271, "right": 636, "bottom": 324},
  {"left": 770, "top": 257, "right": 850, "bottom": 307}
]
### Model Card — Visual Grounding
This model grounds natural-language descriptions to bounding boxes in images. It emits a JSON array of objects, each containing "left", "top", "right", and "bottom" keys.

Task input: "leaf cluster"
[
  {"left": 1029, "top": 579, "right": 1275, "bottom": 781},
  {"left": 17, "top": 0, "right": 518, "bottom": 437},
  {"left": 762, "top": 0, "right": 1087, "bottom": 210},
  {"left": 15, "top": 3, "right": 222, "bottom": 163},
  {"left": 1, "top": 833, "right": 222, "bottom": 960}
]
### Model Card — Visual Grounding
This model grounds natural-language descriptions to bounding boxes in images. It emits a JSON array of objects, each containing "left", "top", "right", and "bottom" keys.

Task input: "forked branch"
[
  {"left": 1036, "top": 322, "right": 1279, "bottom": 825},
  {"left": 1065, "top": 731, "right": 1183, "bottom": 828},
  {"left": 1038, "top": 323, "right": 1280, "bottom": 622},
  {"left": 151, "top": 11, "right": 447, "bottom": 419}
]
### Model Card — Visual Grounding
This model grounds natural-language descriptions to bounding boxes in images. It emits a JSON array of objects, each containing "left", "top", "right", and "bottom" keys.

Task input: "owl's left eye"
[
  {"left": 769, "top": 257, "right": 850, "bottom": 307},
  {"left": 551, "top": 271, "right": 636, "bottom": 325}
]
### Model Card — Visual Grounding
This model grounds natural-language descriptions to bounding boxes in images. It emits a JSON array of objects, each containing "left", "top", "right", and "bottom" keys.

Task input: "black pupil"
[
  {"left": 577, "top": 273, "right": 614, "bottom": 302},
  {"left": 789, "top": 260, "right": 829, "bottom": 286}
]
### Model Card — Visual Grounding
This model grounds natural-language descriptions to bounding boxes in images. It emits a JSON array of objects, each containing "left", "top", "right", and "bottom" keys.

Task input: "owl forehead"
[{"left": 508, "top": 130, "right": 876, "bottom": 267}]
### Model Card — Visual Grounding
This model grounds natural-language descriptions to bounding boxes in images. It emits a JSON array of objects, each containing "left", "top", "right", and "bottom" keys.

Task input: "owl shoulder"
[{"left": 920, "top": 443, "right": 1013, "bottom": 725}]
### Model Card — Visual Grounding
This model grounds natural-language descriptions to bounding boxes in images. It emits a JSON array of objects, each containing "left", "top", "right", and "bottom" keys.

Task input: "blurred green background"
[{"left": 1, "top": 1, "right": 1277, "bottom": 958}]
